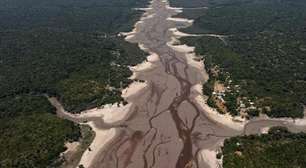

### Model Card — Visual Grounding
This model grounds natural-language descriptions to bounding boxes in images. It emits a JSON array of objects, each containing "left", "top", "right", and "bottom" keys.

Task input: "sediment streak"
[
  {"left": 50, "top": 0, "right": 306, "bottom": 168},
  {"left": 84, "top": 1, "right": 240, "bottom": 167}
]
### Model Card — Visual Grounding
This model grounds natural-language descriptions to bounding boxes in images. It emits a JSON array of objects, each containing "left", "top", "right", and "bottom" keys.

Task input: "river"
[{"left": 49, "top": 0, "right": 306, "bottom": 167}]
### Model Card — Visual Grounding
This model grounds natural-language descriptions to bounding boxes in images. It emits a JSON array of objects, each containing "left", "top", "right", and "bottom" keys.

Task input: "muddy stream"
[{"left": 49, "top": 0, "right": 306, "bottom": 167}]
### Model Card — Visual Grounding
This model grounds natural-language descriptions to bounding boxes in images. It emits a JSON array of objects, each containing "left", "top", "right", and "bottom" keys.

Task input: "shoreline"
[
  {"left": 78, "top": 123, "right": 116, "bottom": 167},
  {"left": 166, "top": 20, "right": 247, "bottom": 130},
  {"left": 48, "top": 4, "right": 156, "bottom": 167},
  {"left": 74, "top": 4, "right": 157, "bottom": 167},
  {"left": 51, "top": 0, "right": 306, "bottom": 167},
  {"left": 168, "top": 6, "right": 306, "bottom": 130}
]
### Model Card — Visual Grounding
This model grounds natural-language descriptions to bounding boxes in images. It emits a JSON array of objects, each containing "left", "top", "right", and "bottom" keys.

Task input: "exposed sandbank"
[
  {"left": 167, "top": 17, "right": 194, "bottom": 24},
  {"left": 169, "top": 28, "right": 200, "bottom": 38},
  {"left": 76, "top": 4, "right": 157, "bottom": 167},
  {"left": 78, "top": 123, "right": 116, "bottom": 167},
  {"left": 199, "top": 149, "right": 218, "bottom": 168}
]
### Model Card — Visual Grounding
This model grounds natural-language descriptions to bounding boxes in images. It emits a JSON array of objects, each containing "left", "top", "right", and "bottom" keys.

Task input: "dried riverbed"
[{"left": 50, "top": 0, "right": 306, "bottom": 167}]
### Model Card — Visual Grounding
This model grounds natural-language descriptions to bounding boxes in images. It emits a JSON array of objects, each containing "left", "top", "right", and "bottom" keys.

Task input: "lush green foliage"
[
  {"left": 0, "top": 0, "right": 148, "bottom": 112},
  {"left": 0, "top": 30, "right": 146, "bottom": 112},
  {"left": 61, "top": 125, "right": 95, "bottom": 168},
  {"left": 168, "top": 0, "right": 209, "bottom": 8},
  {"left": 180, "top": 0, "right": 306, "bottom": 118},
  {"left": 0, "top": 0, "right": 147, "bottom": 34},
  {"left": 0, "top": 0, "right": 148, "bottom": 167},
  {"left": 0, "top": 95, "right": 55, "bottom": 118},
  {"left": 222, "top": 127, "right": 306, "bottom": 168},
  {"left": 0, "top": 95, "right": 80, "bottom": 168}
]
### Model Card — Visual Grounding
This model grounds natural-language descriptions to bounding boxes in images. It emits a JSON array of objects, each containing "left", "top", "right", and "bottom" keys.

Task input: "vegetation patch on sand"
[{"left": 60, "top": 125, "right": 95, "bottom": 168}]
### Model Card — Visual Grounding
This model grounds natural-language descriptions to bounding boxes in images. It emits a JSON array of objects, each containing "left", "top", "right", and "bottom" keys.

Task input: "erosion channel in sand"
[{"left": 49, "top": 0, "right": 306, "bottom": 168}]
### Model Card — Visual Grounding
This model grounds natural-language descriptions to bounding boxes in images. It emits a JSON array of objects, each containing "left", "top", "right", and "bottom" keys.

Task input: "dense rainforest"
[
  {"left": 0, "top": 0, "right": 148, "bottom": 167},
  {"left": 168, "top": 0, "right": 306, "bottom": 167},
  {"left": 221, "top": 127, "right": 306, "bottom": 168},
  {"left": 0, "top": 96, "right": 81, "bottom": 167},
  {"left": 172, "top": 0, "right": 306, "bottom": 118}
]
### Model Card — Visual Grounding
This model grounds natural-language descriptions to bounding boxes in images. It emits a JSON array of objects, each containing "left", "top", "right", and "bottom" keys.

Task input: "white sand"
[
  {"left": 168, "top": 36, "right": 181, "bottom": 45},
  {"left": 294, "top": 118, "right": 306, "bottom": 126},
  {"left": 62, "top": 141, "right": 80, "bottom": 156},
  {"left": 123, "top": 8, "right": 155, "bottom": 41},
  {"left": 122, "top": 81, "right": 148, "bottom": 98},
  {"left": 169, "top": 44, "right": 195, "bottom": 53},
  {"left": 195, "top": 95, "right": 245, "bottom": 130},
  {"left": 49, "top": 96, "right": 135, "bottom": 125},
  {"left": 199, "top": 149, "right": 218, "bottom": 168},
  {"left": 141, "top": 13, "right": 156, "bottom": 21},
  {"left": 271, "top": 117, "right": 306, "bottom": 126},
  {"left": 260, "top": 127, "right": 270, "bottom": 134},
  {"left": 147, "top": 52, "right": 160, "bottom": 62},
  {"left": 167, "top": 43, "right": 206, "bottom": 79},
  {"left": 138, "top": 44, "right": 149, "bottom": 52},
  {"left": 183, "top": 7, "right": 208, "bottom": 10},
  {"left": 128, "top": 52, "right": 159, "bottom": 75},
  {"left": 76, "top": 54, "right": 150, "bottom": 168},
  {"left": 165, "top": 19, "right": 246, "bottom": 130},
  {"left": 79, "top": 104, "right": 132, "bottom": 123},
  {"left": 76, "top": 5, "right": 158, "bottom": 166},
  {"left": 169, "top": 28, "right": 200, "bottom": 38},
  {"left": 186, "top": 53, "right": 204, "bottom": 68},
  {"left": 165, "top": 4, "right": 183, "bottom": 13},
  {"left": 130, "top": 60, "right": 154, "bottom": 71},
  {"left": 129, "top": 72, "right": 138, "bottom": 80},
  {"left": 78, "top": 122, "right": 116, "bottom": 168},
  {"left": 166, "top": 17, "right": 193, "bottom": 24},
  {"left": 258, "top": 109, "right": 306, "bottom": 126},
  {"left": 134, "top": 7, "right": 151, "bottom": 11},
  {"left": 79, "top": 81, "right": 147, "bottom": 123},
  {"left": 124, "top": 19, "right": 146, "bottom": 41},
  {"left": 294, "top": 107, "right": 306, "bottom": 125},
  {"left": 165, "top": 20, "right": 246, "bottom": 130},
  {"left": 124, "top": 20, "right": 142, "bottom": 41},
  {"left": 178, "top": 41, "right": 305, "bottom": 129}
]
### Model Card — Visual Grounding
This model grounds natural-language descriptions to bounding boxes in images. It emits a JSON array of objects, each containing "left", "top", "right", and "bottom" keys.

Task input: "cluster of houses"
[{"left": 211, "top": 79, "right": 257, "bottom": 117}]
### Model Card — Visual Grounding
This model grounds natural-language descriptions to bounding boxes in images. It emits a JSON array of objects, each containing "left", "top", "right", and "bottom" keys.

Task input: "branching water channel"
[{"left": 49, "top": 0, "right": 306, "bottom": 167}]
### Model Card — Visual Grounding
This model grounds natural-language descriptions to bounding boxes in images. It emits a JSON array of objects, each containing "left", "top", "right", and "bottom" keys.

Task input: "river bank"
[{"left": 50, "top": 0, "right": 306, "bottom": 167}]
